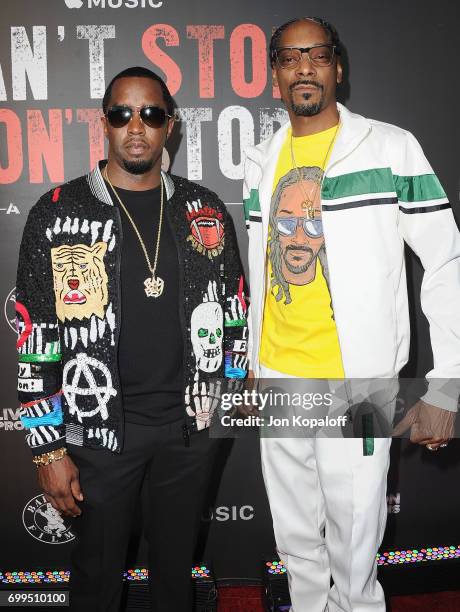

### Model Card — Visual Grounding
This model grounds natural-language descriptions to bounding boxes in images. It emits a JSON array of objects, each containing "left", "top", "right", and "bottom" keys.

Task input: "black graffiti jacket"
[{"left": 16, "top": 162, "right": 248, "bottom": 455}]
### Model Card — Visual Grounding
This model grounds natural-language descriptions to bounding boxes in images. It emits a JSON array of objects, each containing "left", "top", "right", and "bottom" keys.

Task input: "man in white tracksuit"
[{"left": 243, "top": 16, "right": 459, "bottom": 612}]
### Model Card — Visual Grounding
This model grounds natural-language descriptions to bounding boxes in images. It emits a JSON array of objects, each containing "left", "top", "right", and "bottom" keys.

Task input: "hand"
[
  {"left": 37, "top": 455, "right": 83, "bottom": 517},
  {"left": 236, "top": 372, "right": 260, "bottom": 417},
  {"left": 392, "top": 399, "right": 455, "bottom": 450}
]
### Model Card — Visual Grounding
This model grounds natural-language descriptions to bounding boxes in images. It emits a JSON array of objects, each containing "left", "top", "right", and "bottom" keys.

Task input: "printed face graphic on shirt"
[
  {"left": 51, "top": 242, "right": 109, "bottom": 321},
  {"left": 269, "top": 166, "right": 329, "bottom": 304}
]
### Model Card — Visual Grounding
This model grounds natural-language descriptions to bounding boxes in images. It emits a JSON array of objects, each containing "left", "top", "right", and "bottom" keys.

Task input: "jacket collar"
[
  {"left": 327, "top": 103, "right": 371, "bottom": 169},
  {"left": 86, "top": 160, "right": 175, "bottom": 205}
]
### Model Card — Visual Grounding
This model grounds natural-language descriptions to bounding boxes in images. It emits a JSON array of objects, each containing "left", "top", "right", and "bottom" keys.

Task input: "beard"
[
  {"left": 283, "top": 245, "right": 315, "bottom": 274},
  {"left": 291, "top": 97, "right": 324, "bottom": 117},
  {"left": 289, "top": 80, "right": 325, "bottom": 117},
  {"left": 121, "top": 157, "right": 154, "bottom": 175}
]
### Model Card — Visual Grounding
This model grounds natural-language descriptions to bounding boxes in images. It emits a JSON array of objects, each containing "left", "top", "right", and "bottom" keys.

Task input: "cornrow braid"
[{"left": 270, "top": 17, "right": 342, "bottom": 67}]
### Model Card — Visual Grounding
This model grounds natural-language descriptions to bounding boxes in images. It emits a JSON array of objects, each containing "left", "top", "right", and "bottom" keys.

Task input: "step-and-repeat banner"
[{"left": 1, "top": 0, "right": 459, "bottom": 581}]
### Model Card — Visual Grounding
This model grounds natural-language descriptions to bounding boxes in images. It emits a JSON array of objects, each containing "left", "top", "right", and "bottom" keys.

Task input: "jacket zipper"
[
  {"left": 165, "top": 202, "right": 190, "bottom": 447},
  {"left": 320, "top": 126, "right": 373, "bottom": 424},
  {"left": 320, "top": 126, "right": 372, "bottom": 377}
]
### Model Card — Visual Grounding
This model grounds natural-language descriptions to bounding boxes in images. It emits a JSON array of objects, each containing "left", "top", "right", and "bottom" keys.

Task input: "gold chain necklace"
[
  {"left": 103, "top": 166, "right": 165, "bottom": 298},
  {"left": 290, "top": 122, "right": 341, "bottom": 219}
]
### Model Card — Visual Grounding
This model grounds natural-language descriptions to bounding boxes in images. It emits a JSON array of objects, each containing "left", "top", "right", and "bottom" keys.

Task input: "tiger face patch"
[
  {"left": 51, "top": 242, "right": 109, "bottom": 322},
  {"left": 186, "top": 199, "right": 224, "bottom": 260}
]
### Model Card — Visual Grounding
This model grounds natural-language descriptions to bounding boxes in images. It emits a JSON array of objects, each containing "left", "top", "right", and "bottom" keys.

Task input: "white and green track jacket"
[{"left": 243, "top": 103, "right": 460, "bottom": 411}]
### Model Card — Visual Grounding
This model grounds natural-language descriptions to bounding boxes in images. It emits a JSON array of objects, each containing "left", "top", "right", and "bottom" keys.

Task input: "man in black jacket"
[{"left": 16, "top": 66, "right": 248, "bottom": 611}]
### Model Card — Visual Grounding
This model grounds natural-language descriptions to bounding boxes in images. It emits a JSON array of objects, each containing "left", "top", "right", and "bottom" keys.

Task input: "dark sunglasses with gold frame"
[{"left": 105, "top": 104, "right": 175, "bottom": 129}]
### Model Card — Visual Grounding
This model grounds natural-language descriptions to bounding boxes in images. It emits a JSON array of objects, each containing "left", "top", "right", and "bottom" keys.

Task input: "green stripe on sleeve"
[
  {"left": 393, "top": 174, "right": 446, "bottom": 203},
  {"left": 243, "top": 189, "right": 261, "bottom": 222},
  {"left": 322, "top": 168, "right": 394, "bottom": 200}
]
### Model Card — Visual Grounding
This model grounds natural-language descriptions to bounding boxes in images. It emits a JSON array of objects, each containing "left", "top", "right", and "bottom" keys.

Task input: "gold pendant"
[
  {"left": 144, "top": 275, "right": 164, "bottom": 298},
  {"left": 301, "top": 201, "right": 315, "bottom": 219}
]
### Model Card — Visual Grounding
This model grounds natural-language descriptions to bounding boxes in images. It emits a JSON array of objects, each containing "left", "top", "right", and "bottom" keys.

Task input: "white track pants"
[{"left": 260, "top": 365, "right": 391, "bottom": 612}]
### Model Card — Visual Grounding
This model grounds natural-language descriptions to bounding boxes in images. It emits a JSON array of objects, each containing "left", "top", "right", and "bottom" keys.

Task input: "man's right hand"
[{"left": 37, "top": 454, "right": 83, "bottom": 518}]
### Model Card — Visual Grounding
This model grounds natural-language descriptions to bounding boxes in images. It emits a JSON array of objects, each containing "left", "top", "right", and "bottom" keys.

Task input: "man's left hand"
[{"left": 392, "top": 399, "right": 455, "bottom": 450}]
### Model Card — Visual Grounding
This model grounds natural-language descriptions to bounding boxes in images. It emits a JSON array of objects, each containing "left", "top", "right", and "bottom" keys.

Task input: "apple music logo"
[{"left": 64, "top": 0, "right": 164, "bottom": 8}]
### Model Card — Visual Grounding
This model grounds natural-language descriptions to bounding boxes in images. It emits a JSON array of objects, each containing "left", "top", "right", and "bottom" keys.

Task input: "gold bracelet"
[{"left": 32, "top": 447, "right": 67, "bottom": 467}]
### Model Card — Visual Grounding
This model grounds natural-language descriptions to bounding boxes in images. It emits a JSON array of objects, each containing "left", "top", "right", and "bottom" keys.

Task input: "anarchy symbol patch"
[{"left": 63, "top": 353, "right": 117, "bottom": 423}]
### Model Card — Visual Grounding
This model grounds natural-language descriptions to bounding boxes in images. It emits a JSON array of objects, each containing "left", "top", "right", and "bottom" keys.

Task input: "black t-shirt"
[{"left": 106, "top": 181, "right": 184, "bottom": 425}]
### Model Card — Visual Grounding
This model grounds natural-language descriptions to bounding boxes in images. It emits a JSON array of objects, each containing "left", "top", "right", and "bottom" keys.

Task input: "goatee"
[
  {"left": 291, "top": 100, "right": 324, "bottom": 116},
  {"left": 122, "top": 158, "right": 154, "bottom": 175},
  {"left": 289, "top": 80, "right": 325, "bottom": 117}
]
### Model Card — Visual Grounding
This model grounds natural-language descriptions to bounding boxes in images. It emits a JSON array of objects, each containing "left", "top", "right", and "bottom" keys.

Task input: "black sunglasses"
[{"left": 105, "top": 105, "right": 173, "bottom": 129}]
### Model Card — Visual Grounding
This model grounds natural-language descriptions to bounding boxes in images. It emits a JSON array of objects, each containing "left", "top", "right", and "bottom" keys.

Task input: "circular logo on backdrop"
[
  {"left": 4, "top": 287, "right": 16, "bottom": 332},
  {"left": 22, "top": 494, "right": 75, "bottom": 544}
]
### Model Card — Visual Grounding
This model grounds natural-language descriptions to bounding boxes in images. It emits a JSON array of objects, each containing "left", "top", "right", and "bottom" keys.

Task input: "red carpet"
[
  {"left": 216, "top": 586, "right": 460, "bottom": 611},
  {"left": 217, "top": 586, "right": 263, "bottom": 611},
  {"left": 390, "top": 591, "right": 460, "bottom": 611}
]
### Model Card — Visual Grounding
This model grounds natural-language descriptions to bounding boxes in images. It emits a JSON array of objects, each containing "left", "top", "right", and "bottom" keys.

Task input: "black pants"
[{"left": 68, "top": 420, "right": 219, "bottom": 612}]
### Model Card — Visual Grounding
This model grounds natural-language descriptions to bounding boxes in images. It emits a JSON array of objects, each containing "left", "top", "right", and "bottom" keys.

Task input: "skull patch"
[{"left": 191, "top": 300, "right": 223, "bottom": 373}]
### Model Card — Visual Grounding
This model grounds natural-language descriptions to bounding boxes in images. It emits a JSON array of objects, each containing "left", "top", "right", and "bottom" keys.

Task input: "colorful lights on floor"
[
  {"left": 123, "top": 568, "right": 148, "bottom": 581},
  {"left": 376, "top": 545, "right": 460, "bottom": 565},
  {"left": 1, "top": 547, "right": 458, "bottom": 587},
  {"left": 0, "top": 570, "right": 70, "bottom": 584},
  {"left": 122, "top": 566, "right": 211, "bottom": 581},
  {"left": 265, "top": 559, "right": 287, "bottom": 575},
  {"left": 191, "top": 565, "right": 211, "bottom": 579},
  {"left": 0, "top": 566, "right": 210, "bottom": 585}
]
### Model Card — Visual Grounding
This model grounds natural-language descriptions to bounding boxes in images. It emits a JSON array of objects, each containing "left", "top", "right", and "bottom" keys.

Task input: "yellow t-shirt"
[{"left": 259, "top": 125, "right": 344, "bottom": 378}]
